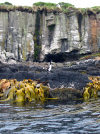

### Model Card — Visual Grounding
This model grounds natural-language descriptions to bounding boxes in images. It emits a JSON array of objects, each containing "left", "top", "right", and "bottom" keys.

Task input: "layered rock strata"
[{"left": 0, "top": 7, "right": 100, "bottom": 62}]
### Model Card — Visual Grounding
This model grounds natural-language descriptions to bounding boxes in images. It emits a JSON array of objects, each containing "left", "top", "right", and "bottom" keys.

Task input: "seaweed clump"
[
  {"left": 83, "top": 76, "right": 100, "bottom": 101},
  {"left": 0, "top": 79, "right": 50, "bottom": 103}
]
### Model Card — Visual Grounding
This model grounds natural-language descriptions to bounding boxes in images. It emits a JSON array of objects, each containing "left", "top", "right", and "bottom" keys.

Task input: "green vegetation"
[
  {"left": 34, "top": 43, "right": 41, "bottom": 61},
  {"left": 0, "top": 2, "right": 12, "bottom": 6},
  {"left": 33, "top": 2, "right": 57, "bottom": 7},
  {"left": 33, "top": 2, "right": 61, "bottom": 13},
  {"left": 34, "top": 12, "right": 41, "bottom": 61},
  {"left": 58, "top": 2, "right": 74, "bottom": 9},
  {"left": 91, "top": 6, "right": 100, "bottom": 13},
  {"left": 0, "top": 5, "right": 34, "bottom": 13},
  {"left": 33, "top": 2, "right": 76, "bottom": 13},
  {"left": 33, "top": 2, "right": 74, "bottom": 9},
  {"left": 0, "top": 2, "right": 99, "bottom": 14},
  {"left": 80, "top": 52, "right": 100, "bottom": 60}
]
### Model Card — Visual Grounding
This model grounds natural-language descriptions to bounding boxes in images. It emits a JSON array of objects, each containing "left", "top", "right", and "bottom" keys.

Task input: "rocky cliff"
[{"left": 0, "top": 6, "right": 100, "bottom": 62}]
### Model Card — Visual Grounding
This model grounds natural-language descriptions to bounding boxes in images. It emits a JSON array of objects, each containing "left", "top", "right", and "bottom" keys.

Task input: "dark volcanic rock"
[
  {"left": 0, "top": 62, "right": 90, "bottom": 91},
  {"left": 95, "top": 60, "right": 100, "bottom": 67},
  {"left": 0, "top": 59, "right": 99, "bottom": 91},
  {"left": 1, "top": 59, "right": 99, "bottom": 101},
  {"left": 48, "top": 70, "right": 90, "bottom": 90},
  {"left": 60, "top": 59, "right": 100, "bottom": 76}
]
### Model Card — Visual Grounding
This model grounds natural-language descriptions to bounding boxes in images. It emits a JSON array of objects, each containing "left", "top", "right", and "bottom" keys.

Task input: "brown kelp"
[
  {"left": 0, "top": 79, "right": 50, "bottom": 103},
  {"left": 83, "top": 76, "right": 100, "bottom": 101},
  {"left": 0, "top": 77, "right": 100, "bottom": 103}
]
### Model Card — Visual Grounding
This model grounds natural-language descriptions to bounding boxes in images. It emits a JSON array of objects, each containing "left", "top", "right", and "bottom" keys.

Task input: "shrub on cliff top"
[
  {"left": 33, "top": 2, "right": 57, "bottom": 7},
  {"left": 32, "top": 2, "right": 76, "bottom": 13},
  {"left": 91, "top": 6, "right": 100, "bottom": 13},
  {"left": 0, "top": 2, "right": 12, "bottom": 6},
  {"left": 58, "top": 2, "right": 74, "bottom": 9},
  {"left": 33, "top": 2, "right": 61, "bottom": 13}
]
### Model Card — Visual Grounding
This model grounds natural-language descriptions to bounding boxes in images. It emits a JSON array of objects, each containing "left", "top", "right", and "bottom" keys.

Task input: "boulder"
[{"left": 50, "top": 88, "right": 82, "bottom": 102}]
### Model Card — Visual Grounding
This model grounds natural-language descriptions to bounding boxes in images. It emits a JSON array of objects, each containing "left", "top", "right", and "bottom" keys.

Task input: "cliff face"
[
  {"left": 0, "top": 8, "right": 100, "bottom": 62},
  {"left": 0, "top": 11, "right": 35, "bottom": 62}
]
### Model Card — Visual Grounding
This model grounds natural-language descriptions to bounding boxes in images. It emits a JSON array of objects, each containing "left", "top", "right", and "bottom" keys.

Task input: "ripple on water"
[{"left": 0, "top": 100, "right": 100, "bottom": 133}]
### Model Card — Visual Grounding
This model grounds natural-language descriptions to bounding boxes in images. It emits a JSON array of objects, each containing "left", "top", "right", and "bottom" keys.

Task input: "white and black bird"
[{"left": 48, "top": 61, "right": 52, "bottom": 72}]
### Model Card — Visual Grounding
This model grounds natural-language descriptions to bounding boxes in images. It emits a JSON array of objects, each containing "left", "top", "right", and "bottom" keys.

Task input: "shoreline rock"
[
  {"left": 0, "top": 60, "right": 92, "bottom": 90},
  {"left": 0, "top": 58, "right": 99, "bottom": 102}
]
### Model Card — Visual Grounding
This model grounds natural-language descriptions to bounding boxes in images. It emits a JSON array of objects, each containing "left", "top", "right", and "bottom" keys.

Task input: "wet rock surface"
[
  {"left": 1, "top": 58, "right": 99, "bottom": 90},
  {"left": 0, "top": 58, "right": 100, "bottom": 101},
  {"left": 49, "top": 88, "right": 82, "bottom": 101}
]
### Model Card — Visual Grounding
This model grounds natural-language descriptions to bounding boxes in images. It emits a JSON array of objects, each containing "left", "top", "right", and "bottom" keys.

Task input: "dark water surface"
[{"left": 0, "top": 99, "right": 100, "bottom": 134}]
